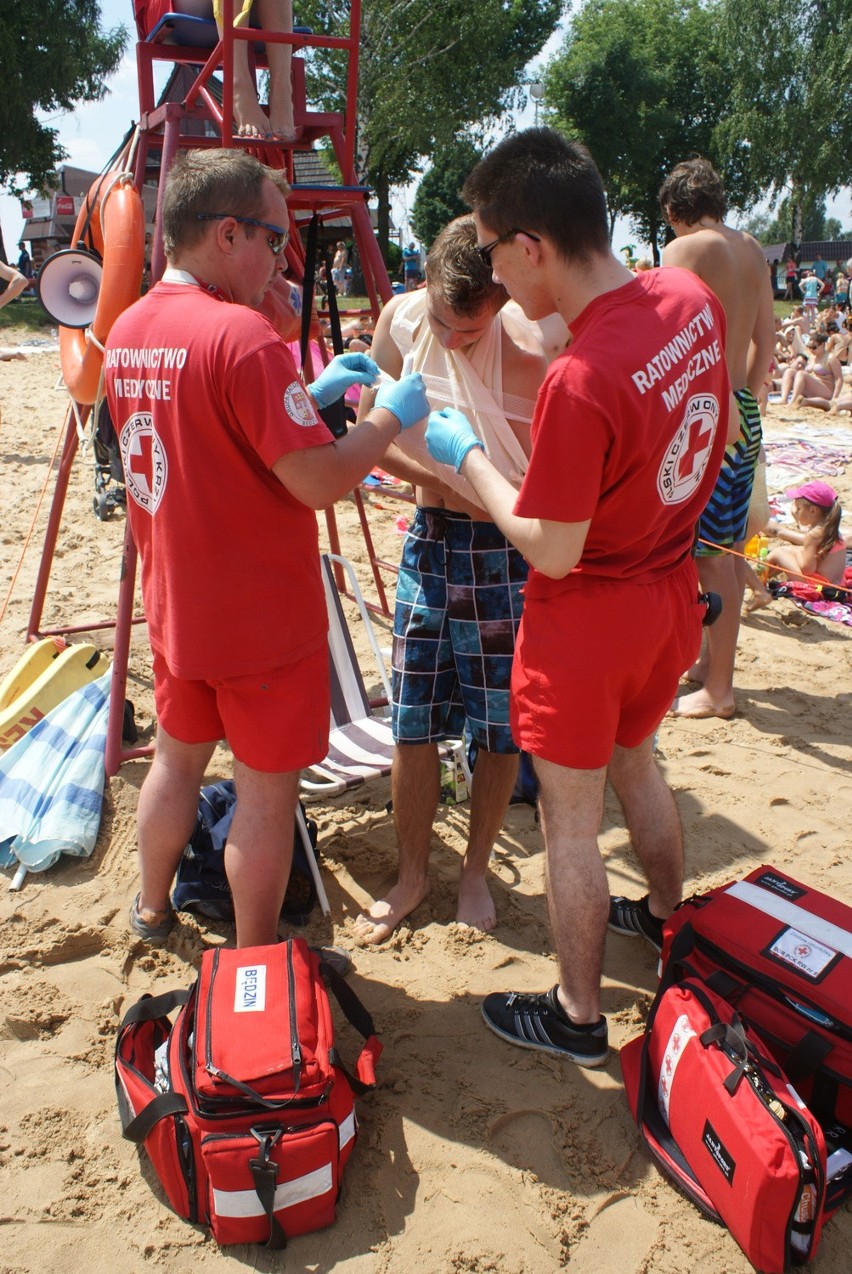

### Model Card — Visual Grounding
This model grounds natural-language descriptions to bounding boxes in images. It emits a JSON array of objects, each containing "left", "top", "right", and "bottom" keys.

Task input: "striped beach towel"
[{"left": 0, "top": 670, "right": 111, "bottom": 873}]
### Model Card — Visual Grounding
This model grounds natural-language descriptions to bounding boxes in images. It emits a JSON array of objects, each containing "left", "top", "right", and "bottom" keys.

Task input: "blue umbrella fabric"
[{"left": 0, "top": 669, "right": 111, "bottom": 874}]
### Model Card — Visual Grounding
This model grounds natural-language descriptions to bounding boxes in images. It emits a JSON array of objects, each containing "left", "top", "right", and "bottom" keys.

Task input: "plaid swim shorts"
[{"left": 391, "top": 508, "right": 527, "bottom": 753}]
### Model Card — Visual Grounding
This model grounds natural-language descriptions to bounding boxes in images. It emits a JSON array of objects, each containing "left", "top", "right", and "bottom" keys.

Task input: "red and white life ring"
[{"left": 59, "top": 173, "right": 145, "bottom": 405}]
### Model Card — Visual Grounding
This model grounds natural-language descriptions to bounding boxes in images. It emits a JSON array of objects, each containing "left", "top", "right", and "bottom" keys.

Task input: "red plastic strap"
[{"left": 355, "top": 1035, "right": 383, "bottom": 1088}]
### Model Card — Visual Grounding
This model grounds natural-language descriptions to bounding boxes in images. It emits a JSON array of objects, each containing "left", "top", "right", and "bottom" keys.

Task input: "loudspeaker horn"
[{"left": 36, "top": 246, "right": 103, "bottom": 328}]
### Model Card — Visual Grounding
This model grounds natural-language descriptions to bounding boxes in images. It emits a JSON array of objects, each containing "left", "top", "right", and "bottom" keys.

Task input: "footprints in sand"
[
  {"left": 488, "top": 1108, "right": 571, "bottom": 1189},
  {"left": 15, "top": 920, "right": 107, "bottom": 967}
]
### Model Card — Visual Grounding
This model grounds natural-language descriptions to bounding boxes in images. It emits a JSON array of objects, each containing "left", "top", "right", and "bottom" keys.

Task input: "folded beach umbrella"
[{"left": 0, "top": 669, "right": 111, "bottom": 878}]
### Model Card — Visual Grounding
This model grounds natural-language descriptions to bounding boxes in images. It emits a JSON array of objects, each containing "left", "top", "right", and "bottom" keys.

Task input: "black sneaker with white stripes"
[
  {"left": 481, "top": 987, "right": 608, "bottom": 1067},
  {"left": 607, "top": 893, "right": 665, "bottom": 953}
]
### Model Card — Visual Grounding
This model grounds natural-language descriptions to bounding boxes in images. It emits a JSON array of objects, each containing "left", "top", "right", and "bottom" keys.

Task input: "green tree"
[
  {"left": 411, "top": 137, "right": 483, "bottom": 249},
  {"left": 745, "top": 193, "right": 832, "bottom": 246},
  {"left": 717, "top": 0, "right": 852, "bottom": 243},
  {"left": 297, "top": 0, "right": 563, "bottom": 253},
  {"left": 0, "top": 2, "right": 126, "bottom": 195},
  {"left": 544, "top": 0, "right": 741, "bottom": 260}
]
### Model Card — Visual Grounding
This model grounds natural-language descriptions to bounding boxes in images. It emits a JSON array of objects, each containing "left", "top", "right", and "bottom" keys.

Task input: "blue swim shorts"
[
  {"left": 696, "top": 387, "right": 762, "bottom": 556},
  {"left": 391, "top": 508, "right": 527, "bottom": 753}
]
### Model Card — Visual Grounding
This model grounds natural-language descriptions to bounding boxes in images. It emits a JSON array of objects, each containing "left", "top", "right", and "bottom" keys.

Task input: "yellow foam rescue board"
[{"left": 0, "top": 638, "right": 107, "bottom": 750}]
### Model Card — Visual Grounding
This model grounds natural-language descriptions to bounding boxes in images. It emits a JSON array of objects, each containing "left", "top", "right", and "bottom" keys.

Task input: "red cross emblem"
[
  {"left": 129, "top": 431, "right": 154, "bottom": 493},
  {"left": 657, "top": 394, "right": 719, "bottom": 505},
  {"left": 120, "top": 413, "right": 167, "bottom": 514},
  {"left": 676, "top": 417, "right": 713, "bottom": 481}
]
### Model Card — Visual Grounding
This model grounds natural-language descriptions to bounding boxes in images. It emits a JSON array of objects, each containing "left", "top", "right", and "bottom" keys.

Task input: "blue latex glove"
[
  {"left": 425, "top": 407, "right": 485, "bottom": 472},
  {"left": 374, "top": 372, "right": 430, "bottom": 431},
  {"left": 308, "top": 352, "right": 380, "bottom": 410}
]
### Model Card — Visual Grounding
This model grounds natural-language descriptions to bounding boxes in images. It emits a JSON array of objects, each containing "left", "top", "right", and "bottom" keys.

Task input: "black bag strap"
[
  {"left": 704, "top": 967, "right": 742, "bottom": 1002},
  {"left": 784, "top": 1029, "right": 833, "bottom": 1081},
  {"left": 320, "top": 958, "right": 380, "bottom": 1096},
  {"left": 120, "top": 987, "right": 190, "bottom": 1030},
  {"left": 123, "top": 1090, "right": 189, "bottom": 1143},
  {"left": 320, "top": 959, "right": 376, "bottom": 1038},
  {"left": 699, "top": 1019, "right": 750, "bottom": 1094},
  {"left": 249, "top": 1131, "right": 288, "bottom": 1249}
]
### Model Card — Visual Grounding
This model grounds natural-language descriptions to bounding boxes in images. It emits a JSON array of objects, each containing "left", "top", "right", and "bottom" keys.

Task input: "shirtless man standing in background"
[{"left": 660, "top": 158, "right": 776, "bottom": 720}]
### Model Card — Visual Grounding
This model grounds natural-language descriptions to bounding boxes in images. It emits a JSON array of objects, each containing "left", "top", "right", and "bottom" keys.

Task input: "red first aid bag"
[
  {"left": 115, "top": 938, "right": 381, "bottom": 1248},
  {"left": 621, "top": 975, "right": 828, "bottom": 1273},
  {"left": 661, "top": 865, "right": 852, "bottom": 1133}
]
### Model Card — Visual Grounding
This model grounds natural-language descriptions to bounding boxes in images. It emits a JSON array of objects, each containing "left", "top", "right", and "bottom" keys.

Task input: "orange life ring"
[{"left": 59, "top": 174, "right": 145, "bottom": 405}]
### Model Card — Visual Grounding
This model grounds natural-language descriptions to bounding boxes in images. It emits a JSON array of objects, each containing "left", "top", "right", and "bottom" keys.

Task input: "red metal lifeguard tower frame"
[{"left": 26, "top": 3, "right": 402, "bottom": 774}]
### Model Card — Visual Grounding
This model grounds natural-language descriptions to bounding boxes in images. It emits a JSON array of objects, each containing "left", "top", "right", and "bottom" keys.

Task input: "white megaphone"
[{"left": 37, "top": 245, "right": 103, "bottom": 328}]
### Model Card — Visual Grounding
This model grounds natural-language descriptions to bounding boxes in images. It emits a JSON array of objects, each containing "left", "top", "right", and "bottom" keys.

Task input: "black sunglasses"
[
  {"left": 196, "top": 213, "right": 290, "bottom": 256},
  {"left": 477, "top": 228, "right": 541, "bottom": 268}
]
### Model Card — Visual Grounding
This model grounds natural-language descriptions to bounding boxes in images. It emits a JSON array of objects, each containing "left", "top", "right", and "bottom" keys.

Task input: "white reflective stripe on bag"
[
  {"left": 338, "top": 1109, "right": 355, "bottom": 1151},
  {"left": 725, "top": 881, "right": 852, "bottom": 958},
  {"left": 212, "top": 1163, "right": 333, "bottom": 1218}
]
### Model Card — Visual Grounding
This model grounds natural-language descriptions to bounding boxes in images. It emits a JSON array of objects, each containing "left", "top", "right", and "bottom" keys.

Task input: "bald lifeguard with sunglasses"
[{"left": 106, "top": 147, "right": 429, "bottom": 952}]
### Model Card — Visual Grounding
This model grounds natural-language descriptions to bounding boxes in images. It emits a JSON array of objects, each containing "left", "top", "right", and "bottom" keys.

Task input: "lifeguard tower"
[{"left": 27, "top": 2, "right": 402, "bottom": 774}]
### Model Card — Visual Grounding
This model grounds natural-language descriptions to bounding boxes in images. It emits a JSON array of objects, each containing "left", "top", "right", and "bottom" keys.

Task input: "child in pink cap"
[{"left": 748, "top": 481, "right": 845, "bottom": 608}]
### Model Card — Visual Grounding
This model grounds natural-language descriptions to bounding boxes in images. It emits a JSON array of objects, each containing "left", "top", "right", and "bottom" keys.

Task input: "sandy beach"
[{"left": 1, "top": 328, "right": 851, "bottom": 1273}]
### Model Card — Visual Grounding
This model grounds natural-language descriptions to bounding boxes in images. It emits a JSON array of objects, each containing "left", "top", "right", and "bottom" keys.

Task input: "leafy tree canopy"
[
  {"left": 743, "top": 194, "right": 843, "bottom": 246},
  {"left": 544, "top": 0, "right": 745, "bottom": 257},
  {"left": 410, "top": 136, "right": 483, "bottom": 249},
  {"left": 296, "top": 0, "right": 563, "bottom": 246},
  {"left": 0, "top": 1, "right": 126, "bottom": 194},
  {"left": 717, "top": 0, "right": 851, "bottom": 204}
]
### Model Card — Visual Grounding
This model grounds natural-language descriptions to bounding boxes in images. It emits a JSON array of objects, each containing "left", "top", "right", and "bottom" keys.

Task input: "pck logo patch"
[
  {"left": 120, "top": 413, "right": 168, "bottom": 514},
  {"left": 657, "top": 393, "right": 718, "bottom": 505},
  {"left": 284, "top": 380, "right": 320, "bottom": 427},
  {"left": 234, "top": 964, "right": 267, "bottom": 1013}
]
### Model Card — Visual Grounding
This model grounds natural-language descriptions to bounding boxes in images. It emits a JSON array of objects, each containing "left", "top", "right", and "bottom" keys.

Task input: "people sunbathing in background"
[
  {"left": 778, "top": 331, "right": 843, "bottom": 408},
  {"left": 747, "top": 482, "right": 846, "bottom": 610},
  {"left": 826, "top": 315, "right": 852, "bottom": 371},
  {"left": 779, "top": 306, "right": 808, "bottom": 357},
  {"left": 140, "top": 0, "right": 296, "bottom": 140}
]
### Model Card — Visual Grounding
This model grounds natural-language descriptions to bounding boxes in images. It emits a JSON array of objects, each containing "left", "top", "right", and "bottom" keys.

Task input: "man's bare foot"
[
  {"left": 456, "top": 871, "right": 496, "bottom": 932},
  {"left": 743, "top": 587, "right": 772, "bottom": 614},
  {"left": 669, "top": 688, "right": 735, "bottom": 720},
  {"left": 353, "top": 879, "right": 429, "bottom": 945},
  {"left": 680, "top": 653, "right": 707, "bottom": 684},
  {"left": 234, "top": 89, "right": 273, "bottom": 139},
  {"left": 267, "top": 103, "right": 297, "bottom": 141}
]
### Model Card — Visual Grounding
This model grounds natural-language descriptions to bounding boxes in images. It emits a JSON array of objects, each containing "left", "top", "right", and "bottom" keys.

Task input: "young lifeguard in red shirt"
[
  {"left": 425, "top": 129, "right": 733, "bottom": 1066},
  {"left": 106, "top": 148, "right": 429, "bottom": 949}
]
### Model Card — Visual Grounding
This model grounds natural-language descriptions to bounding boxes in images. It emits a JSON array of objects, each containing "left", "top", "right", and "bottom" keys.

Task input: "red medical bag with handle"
[
  {"left": 661, "top": 865, "right": 852, "bottom": 1133},
  {"left": 621, "top": 974, "right": 828, "bottom": 1272},
  {"left": 115, "top": 938, "right": 381, "bottom": 1248}
]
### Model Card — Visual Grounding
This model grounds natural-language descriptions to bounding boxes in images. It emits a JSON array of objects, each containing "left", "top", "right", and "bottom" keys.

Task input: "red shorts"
[
  {"left": 511, "top": 557, "right": 703, "bottom": 769},
  {"left": 152, "top": 645, "right": 330, "bottom": 773}
]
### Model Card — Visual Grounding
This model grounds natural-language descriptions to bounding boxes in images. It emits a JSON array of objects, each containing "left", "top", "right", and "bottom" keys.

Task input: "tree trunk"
[{"left": 791, "top": 189, "right": 804, "bottom": 249}]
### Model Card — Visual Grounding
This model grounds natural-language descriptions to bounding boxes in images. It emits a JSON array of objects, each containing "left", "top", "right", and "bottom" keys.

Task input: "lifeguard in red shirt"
[
  {"left": 106, "top": 147, "right": 429, "bottom": 950},
  {"left": 425, "top": 129, "right": 733, "bottom": 1068}
]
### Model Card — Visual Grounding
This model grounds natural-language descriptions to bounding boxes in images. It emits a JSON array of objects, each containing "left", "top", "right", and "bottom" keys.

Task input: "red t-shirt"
[
  {"left": 105, "top": 281, "right": 333, "bottom": 679},
  {"left": 515, "top": 269, "right": 730, "bottom": 597}
]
